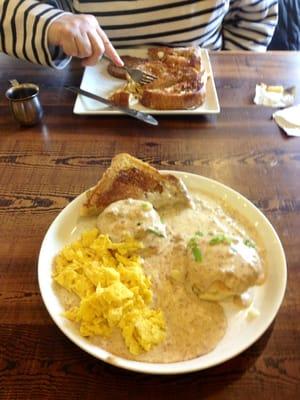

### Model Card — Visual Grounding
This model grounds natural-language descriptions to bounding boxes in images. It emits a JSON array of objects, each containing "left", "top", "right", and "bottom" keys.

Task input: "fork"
[{"left": 103, "top": 55, "right": 157, "bottom": 85}]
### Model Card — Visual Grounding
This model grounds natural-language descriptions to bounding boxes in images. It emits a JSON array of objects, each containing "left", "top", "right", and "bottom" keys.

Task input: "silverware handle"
[
  {"left": 9, "top": 79, "right": 20, "bottom": 87},
  {"left": 102, "top": 54, "right": 110, "bottom": 62},
  {"left": 66, "top": 86, "right": 111, "bottom": 107}
]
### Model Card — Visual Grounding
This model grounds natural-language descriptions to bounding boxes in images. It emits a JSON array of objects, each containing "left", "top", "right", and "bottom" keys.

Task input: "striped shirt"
[{"left": 0, "top": 0, "right": 278, "bottom": 69}]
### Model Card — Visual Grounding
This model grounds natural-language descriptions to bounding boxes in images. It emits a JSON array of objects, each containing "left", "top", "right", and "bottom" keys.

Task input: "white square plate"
[{"left": 73, "top": 48, "right": 220, "bottom": 115}]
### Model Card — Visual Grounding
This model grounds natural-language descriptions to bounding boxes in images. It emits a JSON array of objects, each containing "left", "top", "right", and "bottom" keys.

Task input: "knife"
[{"left": 65, "top": 86, "right": 158, "bottom": 126}]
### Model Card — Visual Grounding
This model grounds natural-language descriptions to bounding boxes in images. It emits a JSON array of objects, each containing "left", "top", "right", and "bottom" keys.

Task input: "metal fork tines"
[
  {"left": 103, "top": 55, "right": 157, "bottom": 85},
  {"left": 123, "top": 66, "right": 157, "bottom": 85}
]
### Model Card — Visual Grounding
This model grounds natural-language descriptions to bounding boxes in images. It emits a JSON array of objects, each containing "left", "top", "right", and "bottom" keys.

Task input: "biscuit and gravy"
[{"left": 53, "top": 154, "right": 265, "bottom": 363}]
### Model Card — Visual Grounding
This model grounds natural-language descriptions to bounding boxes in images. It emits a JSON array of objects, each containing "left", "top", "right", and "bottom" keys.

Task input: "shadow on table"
[{"left": 80, "top": 321, "right": 275, "bottom": 399}]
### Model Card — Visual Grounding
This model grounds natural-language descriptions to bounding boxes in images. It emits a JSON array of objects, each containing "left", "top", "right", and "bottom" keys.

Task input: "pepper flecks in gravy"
[{"left": 93, "top": 188, "right": 265, "bottom": 363}]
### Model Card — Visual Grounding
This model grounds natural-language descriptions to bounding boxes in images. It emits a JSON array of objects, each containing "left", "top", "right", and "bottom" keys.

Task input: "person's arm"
[
  {"left": 0, "top": 0, "right": 123, "bottom": 68},
  {"left": 0, "top": 0, "right": 70, "bottom": 68},
  {"left": 223, "top": 0, "right": 278, "bottom": 51}
]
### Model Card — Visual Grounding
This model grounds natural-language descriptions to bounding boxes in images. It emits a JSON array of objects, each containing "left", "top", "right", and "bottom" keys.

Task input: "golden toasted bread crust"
[
  {"left": 109, "top": 91, "right": 131, "bottom": 107},
  {"left": 148, "top": 47, "right": 201, "bottom": 70},
  {"left": 141, "top": 86, "right": 205, "bottom": 110},
  {"left": 80, "top": 153, "right": 192, "bottom": 216}
]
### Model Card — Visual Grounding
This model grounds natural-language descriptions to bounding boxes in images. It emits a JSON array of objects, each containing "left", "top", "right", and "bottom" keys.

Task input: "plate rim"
[
  {"left": 73, "top": 48, "right": 220, "bottom": 116},
  {"left": 38, "top": 171, "right": 287, "bottom": 375}
]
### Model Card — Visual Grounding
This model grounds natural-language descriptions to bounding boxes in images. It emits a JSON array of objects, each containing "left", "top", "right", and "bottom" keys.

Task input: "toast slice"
[{"left": 80, "top": 153, "right": 192, "bottom": 216}]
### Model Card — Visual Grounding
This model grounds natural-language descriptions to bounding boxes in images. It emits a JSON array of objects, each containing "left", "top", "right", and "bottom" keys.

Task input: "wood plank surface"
[{"left": 0, "top": 51, "right": 299, "bottom": 399}]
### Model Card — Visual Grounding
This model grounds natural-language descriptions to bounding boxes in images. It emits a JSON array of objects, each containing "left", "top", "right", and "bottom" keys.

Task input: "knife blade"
[{"left": 65, "top": 86, "right": 158, "bottom": 126}]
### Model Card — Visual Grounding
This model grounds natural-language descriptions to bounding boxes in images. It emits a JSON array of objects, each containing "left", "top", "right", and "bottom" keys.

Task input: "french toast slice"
[
  {"left": 148, "top": 47, "right": 202, "bottom": 70},
  {"left": 140, "top": 65, "right": 206, "bottom": 110},
  {"left": 109, "top": 91, "right": 133, "bottom": 107},
  {"left": 140, "top": 84, "right": 205, "bottom": 109},
  {"left": 80, "top": 153, "right": 192, "bottom": 216},
  {"left": 107, "top": 46, "right": 206, "bottom": 110}
]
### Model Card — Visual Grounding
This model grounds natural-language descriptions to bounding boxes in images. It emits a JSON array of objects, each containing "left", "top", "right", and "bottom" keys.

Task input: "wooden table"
[{"left": 0, "top": 51, "right": 299, "bottom": 399}]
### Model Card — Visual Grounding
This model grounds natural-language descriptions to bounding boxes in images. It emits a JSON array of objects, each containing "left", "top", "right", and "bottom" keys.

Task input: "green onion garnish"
[
  {"left": 141, "top": 203, "right": 151, "bottom": 211},
  {"left": 188, "top": 237, "right": 203, "bottom": 262},
  {"left": 209, "top": 234, "right": 232, "bottom": 245},
  {"left": 192, "top": 246, "right": 203, "bottom": 262},
  {"left": 244, "top": 239, "right": 256, "bottom": 248}
]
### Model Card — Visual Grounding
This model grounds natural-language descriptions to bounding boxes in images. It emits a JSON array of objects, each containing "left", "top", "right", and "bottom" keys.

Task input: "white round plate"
[{"left": 38, "top": 171, "right": 287, "bottom": 375}]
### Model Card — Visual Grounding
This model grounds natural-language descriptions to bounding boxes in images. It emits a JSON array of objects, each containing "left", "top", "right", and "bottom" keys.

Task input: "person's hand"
[{"left": 47, "top": 14, "right": 123, "bottom": 67}]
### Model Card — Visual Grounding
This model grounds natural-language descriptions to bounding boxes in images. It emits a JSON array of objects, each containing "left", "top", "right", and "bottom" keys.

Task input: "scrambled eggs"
[{"left": 53, "top": 228, "right": 165, "bottom": 355}]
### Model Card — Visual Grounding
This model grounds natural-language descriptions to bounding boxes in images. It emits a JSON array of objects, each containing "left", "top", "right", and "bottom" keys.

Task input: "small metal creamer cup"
[{"left": 6, "top": 79, "right": 43, "bottom": 126}]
